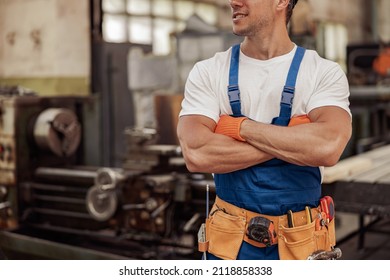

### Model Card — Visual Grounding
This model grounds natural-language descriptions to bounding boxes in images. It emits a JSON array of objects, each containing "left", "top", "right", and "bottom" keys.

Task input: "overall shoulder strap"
[
  {"left": 227, "top": 44, "right": 243, "bottom": 117},
  {"left": 272, "top": 46, "right": 306, "bottom": 126}
]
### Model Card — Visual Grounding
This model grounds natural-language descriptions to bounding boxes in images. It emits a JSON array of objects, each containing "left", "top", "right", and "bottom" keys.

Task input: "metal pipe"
[
  {"left": 25, "top": 183, "right": 87, "bottom": 194},
  {"left": 32, "top": 208, "right": 91, "bottom": 219},
  {"left": 32, "top": 194, "right": 85, "bottom": 205},
  {"left": 35, "top": 167, "right": 98, "bottom": 184}
]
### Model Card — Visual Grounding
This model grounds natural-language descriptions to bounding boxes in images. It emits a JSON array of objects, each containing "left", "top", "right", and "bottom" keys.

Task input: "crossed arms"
[{"left": 177, "top": 106, "right": 352, "bottom": 174}]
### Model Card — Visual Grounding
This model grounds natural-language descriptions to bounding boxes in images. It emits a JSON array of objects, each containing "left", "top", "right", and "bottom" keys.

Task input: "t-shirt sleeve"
[
  {"left": 179, "top": 62, "right": 221, "bottom": 123},
  {"left": 306, "top": 63, "right": 351, "bottom": 118}
]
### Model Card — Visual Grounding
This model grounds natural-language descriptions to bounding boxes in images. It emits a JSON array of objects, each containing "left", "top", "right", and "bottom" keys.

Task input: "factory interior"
[{"left": 0, "top": 0, "right": 390, "bottom": 260}]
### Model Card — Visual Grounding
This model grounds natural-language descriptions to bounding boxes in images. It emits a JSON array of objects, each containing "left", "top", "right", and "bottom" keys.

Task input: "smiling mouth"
[{"left": 233, "top": 12, "right": 248, "bottom": 21}]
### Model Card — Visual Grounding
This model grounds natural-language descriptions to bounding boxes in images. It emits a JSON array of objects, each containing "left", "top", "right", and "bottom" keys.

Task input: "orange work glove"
[
  {"left": 214, "top": 115, "right": 248, "bottom": 142},
  {"left": 288, "top": 114, "right": 311, "bottom": 126}
]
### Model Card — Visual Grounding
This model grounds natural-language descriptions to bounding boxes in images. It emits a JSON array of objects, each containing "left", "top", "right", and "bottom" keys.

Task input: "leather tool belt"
[{"left": 198, "top": 196, "right": 336, "bottom": 260}]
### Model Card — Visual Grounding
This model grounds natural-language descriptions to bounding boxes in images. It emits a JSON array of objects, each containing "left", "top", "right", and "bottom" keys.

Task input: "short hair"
[{"left": 286, "top": 0, "right": 299, "bottom": 24}]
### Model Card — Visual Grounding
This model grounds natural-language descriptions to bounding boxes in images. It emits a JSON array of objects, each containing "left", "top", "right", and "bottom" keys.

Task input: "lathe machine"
[{"left": 0, "top": 89, "right": 213, "bottom": 259}]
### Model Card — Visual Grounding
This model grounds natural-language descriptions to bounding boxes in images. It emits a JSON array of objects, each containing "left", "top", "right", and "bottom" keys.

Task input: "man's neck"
[{"left": 240, "top": 26, "right": 294, "bottom": 60}]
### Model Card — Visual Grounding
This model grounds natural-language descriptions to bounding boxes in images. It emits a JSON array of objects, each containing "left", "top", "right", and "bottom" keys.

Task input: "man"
[{"left": 177, "top": 0, "right": 351, "bottom": 260}]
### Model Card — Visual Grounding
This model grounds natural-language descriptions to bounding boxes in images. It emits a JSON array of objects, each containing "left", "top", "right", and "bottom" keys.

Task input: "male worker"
[{"left": 177, "top": 0, "right": 352, "bottom": 260}]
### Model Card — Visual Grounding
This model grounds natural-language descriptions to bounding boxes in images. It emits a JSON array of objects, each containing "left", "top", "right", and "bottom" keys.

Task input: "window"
[
  {"left": 102, "top": 0, "right": 218, "bottom": 55},
  {"left": 317, "top": 22, "right": 348, "bottom": 71}
]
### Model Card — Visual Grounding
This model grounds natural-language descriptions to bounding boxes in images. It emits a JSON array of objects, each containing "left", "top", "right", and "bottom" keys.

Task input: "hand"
[
  {"left": 288, "top": 114, "right": 311, "bottom": 126},
  {"left": 214, "top": 115, "right": 248, "bottom": 142}
]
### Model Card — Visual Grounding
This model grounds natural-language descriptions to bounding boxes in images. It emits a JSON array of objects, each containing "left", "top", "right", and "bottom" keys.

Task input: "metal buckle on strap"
[
  {"left": 281, "top": 86, "right": 295, "bottom": 105},
  {"left": 228, "top": 85, "right": 240, "bottom": 103}
]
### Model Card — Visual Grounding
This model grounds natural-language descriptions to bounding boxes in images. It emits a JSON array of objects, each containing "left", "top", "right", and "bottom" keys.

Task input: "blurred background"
[{"left": 0, "top": 0, "right": 390, "bottom": 260}]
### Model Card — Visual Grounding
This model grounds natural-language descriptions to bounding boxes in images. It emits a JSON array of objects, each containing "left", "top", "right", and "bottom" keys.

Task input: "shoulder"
[
  {"left": 300, "top": 49, "right": 347, "bottom": 84},
  {"left": 302, "top": 49, "right": 344, "bottom": 72},
  {"left": 192, "top": 48, "right": 232, "bottom": 72},
  {"left": 186, "top": 47, "right": 232, "bottom": 86}
]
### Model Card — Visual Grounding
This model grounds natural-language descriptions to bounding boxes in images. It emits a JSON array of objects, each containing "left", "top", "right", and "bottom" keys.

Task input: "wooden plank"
[
  {"left": 376, "top": 172, "right": 390, "bottom": 184},
  {"left": 323, "top": 144, "right": 390, "bottom": 183},
  {"left": 359, "top": 145, "right": 390, "bottom": 161},
  {"left": 322, "top": 157, "right": 373, "bottom": 184},
  {"left": 351, "top": 162, "right": 390, "bottom": 183}
]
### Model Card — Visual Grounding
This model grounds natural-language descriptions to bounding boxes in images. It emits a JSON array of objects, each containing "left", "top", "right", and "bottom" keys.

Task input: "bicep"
[
  {"left": 177, "top": 115, "right": 217, "bottom": 148},
  {"left": 308, "top": 106, "right": 352, "bottom": 146}
]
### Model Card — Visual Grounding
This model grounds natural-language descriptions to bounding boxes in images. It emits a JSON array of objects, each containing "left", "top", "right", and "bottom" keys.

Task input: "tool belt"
[{"left": 198, "top": 196, "right": 336, "bottom": 260}]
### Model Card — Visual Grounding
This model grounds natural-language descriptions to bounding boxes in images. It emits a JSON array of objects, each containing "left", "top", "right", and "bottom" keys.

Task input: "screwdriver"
[
  {"left": 287, "top": 210, "right": 294, "bottom": 228},
  {"left": 305, "top": 206, "right": 312, "bottom": 224}
]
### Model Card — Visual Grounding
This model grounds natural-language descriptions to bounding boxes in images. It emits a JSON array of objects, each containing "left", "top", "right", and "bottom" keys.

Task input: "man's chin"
[
  {"left": 232, "top": 27, "right": 245, "bottom": 37},
  {"left": 233, "top": 31, "right": 246, "bottom": 37}
]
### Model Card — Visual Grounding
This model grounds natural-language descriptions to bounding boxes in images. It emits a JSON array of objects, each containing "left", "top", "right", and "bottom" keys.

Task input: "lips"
[{"left": 232, "top": 12, "right": 248, "bottom": 21}]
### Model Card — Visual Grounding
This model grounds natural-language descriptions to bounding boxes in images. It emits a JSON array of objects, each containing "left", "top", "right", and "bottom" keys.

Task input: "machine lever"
[
  {"left": 151, "top": 200, "right": 170, "bottom": 218},
  {"left": 122, "top": 198, "right": 158, "bottom": 211}
]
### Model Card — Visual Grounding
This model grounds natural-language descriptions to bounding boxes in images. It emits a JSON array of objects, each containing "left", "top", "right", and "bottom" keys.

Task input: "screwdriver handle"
[
  {"left": 287, "top": 210, "right": 294, "bottom": 228},
  {"left": 325, "top": 196, "right": 335, "bottom": 221},
  {"left": 320, "top": 196, "right": 335, "bottom": 222},
  {"left": 305, "top": 206, "right": 312, "bottom": 224}
]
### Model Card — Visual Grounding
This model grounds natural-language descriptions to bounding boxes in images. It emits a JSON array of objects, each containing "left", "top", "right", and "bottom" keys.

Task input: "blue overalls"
[{"left": 208, "top": 45, "right": 322, "bottom": 260}]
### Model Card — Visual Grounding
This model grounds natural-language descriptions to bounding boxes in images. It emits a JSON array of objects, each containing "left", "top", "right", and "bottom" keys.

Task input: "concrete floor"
[{"left": 335, "top": 213, "right": 390, "bottom": 260}]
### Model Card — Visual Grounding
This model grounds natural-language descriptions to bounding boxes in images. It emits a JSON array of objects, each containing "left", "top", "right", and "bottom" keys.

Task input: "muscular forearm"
[
  {"left": 240, "top": 107, "right": 352, "bottom": 167},
  {"left": 183, "top": 134, "right": 272, "bottom": 173},
  {"left": 177, "top": 116, "right": 273, "bottom": 173},
  {"left": 241, "top": 122, "right": 330, "bottom": 166}
]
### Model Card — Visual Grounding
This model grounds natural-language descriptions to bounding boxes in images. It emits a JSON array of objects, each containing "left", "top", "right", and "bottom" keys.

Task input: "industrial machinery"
[
  {"left": 373, "top": 45, "right": 390, "bottom": 81},
  {"left": 347, "top": 43, "right": 390, "bottom": 86},
  {"left": 0, "top": 88, "right": 213, "bottom": 260}
]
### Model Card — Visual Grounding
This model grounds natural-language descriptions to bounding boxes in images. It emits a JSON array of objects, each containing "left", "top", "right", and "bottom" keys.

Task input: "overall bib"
[{"left": 209, "top": 45, "right": 322, "bottom": 260}]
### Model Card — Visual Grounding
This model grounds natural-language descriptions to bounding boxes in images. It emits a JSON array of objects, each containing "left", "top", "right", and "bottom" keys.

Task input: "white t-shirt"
[{"left": 180, "top": 45, "right": 351, "bottom": 123}]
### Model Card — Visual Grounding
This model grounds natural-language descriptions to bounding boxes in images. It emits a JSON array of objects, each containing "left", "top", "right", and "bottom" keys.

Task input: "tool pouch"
[
  {"left": 278, "top": 216, "right": 336, "bottom": 260},
  {"left": 205, "top": 205, "right": 246, "bottom": 260}
]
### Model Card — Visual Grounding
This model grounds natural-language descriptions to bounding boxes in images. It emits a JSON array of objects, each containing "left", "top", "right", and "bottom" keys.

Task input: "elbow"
[
  {"left": 316, "top": 144, "right": 346, "bottom": 167},
  {"left": 185, "top": 159, "right": 209, "bottom": 173},
  {"left": 313, "top": 130, "right": 351, "bottom": 167},
  {"left": 185, "top": 162, "right": 202, "bottom": 173},
  {"left": 321, "top": 153, "right": 340, "bottom": 167},
  {"left": 182, "top": 149, "right": 208, "bottom": 173},
  {"left": 178, "top": 138, "right": 212, "bottom": 173},
  {"left": 184, "top": 157, "right": 200, "bottom": 173},
  {"left": 308, "top": 151, "right": 339, "bottom": 167}
]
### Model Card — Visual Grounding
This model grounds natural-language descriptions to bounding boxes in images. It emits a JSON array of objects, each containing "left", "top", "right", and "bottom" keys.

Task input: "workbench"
[{"left": 322, "top": 144, "right": 390, "bottom": 250}]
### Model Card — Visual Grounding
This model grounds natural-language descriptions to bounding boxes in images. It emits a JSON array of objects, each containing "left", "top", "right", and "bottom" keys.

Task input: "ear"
[{"left": 276, "top": 0, "right": 290, "bottom": 11}]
